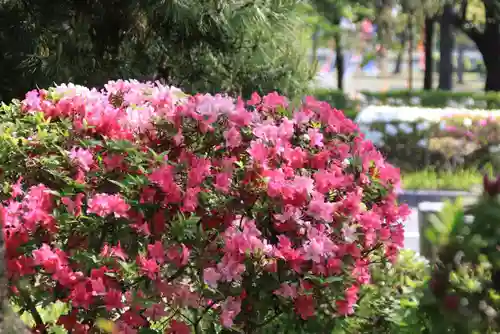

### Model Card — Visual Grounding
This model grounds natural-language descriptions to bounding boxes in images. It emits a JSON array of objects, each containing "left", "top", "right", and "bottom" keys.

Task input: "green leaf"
[
  {"left": 324, "top": 276, "right": 343, "bottom": 284},
  {"left": 424, "top": 227, "right": 437, "bottom": 244},
  {"left": 118, "top": 261, "right": 137, "bottom": 275},
  {"left": 139, "top": 329, "right": 161, "bottom": 334}
]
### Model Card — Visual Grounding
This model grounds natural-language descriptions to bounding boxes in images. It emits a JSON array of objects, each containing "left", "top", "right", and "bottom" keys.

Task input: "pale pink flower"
[
  {"left": 307, "top": 193, "right": 335, "bottom": 222},
  {"left": 144, "top": 303, "right": 168, "bottom": 321},
  {"left": 217, "top": 255, "right": 245, "bottom": 282},
  {"left": 247, "top": 141, "right": 268, "bottom": 163},
  {"left": 69, "top": 147, "right": 94, "bottom": 171},
  {"left": 203, "top": 267, "right": 222, "bottom": 288},
  {"left": 307, "top": 128, "right": 324, "bottom": 147},
  {"left": 214, "top": 172, "right": 232, "bottom": 193},
  {"left": 223, "top": 127, "right": 242, "bottom": 148},
  {"left": 87, "top": 193, "right": 129, "bottom": 218},
  {"left": 274, "top": 283, "right": 298, "bottom": 299},
  {"left": 221, "top": 297, "right": 242, "bottom": 328}
]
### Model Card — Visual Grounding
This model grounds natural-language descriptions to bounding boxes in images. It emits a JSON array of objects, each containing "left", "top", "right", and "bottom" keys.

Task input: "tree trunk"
[
  {"left": 393, "top": 31, "right": 407, "bottom": 75},
  {"left": 439, "top": 3, "right": 455, "bottom": 90},
  {"left": 376, "top": 0, "right": 394, "bottom": 78},
  {"left": 334, "top": 31, "right": 344, "bottom": 91},
  {"left": 453, "top": 0, "right": 500, "bottom": 91},
  {"left": 408, "top": 15, "right": 414, "bottom": 91},
  {"left": 478, "top": 20, "right": 500, "bottom": 91},
  {"left": 424, "top": 17, "right": 435, "bottom": 90},
  {"left": 484, "top": 53, "right": 500, "bottom": 91},
  {"left": 457, "top": 44, "right": 465, "bottom": 84},
  {"left": 378, "top": 47, "right": 388, "bottom": 78}
]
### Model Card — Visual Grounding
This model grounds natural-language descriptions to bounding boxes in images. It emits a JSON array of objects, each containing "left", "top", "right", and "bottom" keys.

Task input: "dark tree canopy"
[{"left": 0, "top": 0, "right": 313, "bottom": 101}]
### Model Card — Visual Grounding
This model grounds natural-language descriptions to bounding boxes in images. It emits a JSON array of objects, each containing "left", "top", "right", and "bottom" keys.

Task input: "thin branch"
[
  {"left": 167, "top": 265, "right": 188, "bottom": 282},
  {"left": 193, "top": 299, "right": 218, "bottom": 327},
  {"left": 253, "top": 310, "right": 282, "bottom": 329},
  {"left": 459, "top": 0, "right": 468, "bottom": 22}
]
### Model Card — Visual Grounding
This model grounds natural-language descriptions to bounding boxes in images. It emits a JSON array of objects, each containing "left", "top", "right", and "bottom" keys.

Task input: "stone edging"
[{"left": 397, "top": 189, "right": 477, "bottom": 207}]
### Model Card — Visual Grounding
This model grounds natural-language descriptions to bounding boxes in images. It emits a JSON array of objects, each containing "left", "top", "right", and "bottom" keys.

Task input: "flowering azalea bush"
[{"left": 0, "top": 80, "right": 409, "bottom": 333}]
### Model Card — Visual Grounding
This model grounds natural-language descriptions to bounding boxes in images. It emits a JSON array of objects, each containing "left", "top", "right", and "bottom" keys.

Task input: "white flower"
[
  {"left": 489, "top": 145, "right": 500, "bottom": 153},
  {"left": 416, "top": 121, "right": 430, "bottom": 131},
  {"left": 342, "top": 223, "right": 358, "bottom": 243},
  {"left": 364, "top": 130, "right": 384, "bottom": 146},
  {"left": 463, "top": 118, "right": 473, "bottom": 127},
  {"left": 417, "top": 139, "right": 428, "bottom": 147},
  {"left": 399, "top": 122, "right": 413, "bottom": 134},
  {"left": 410, "top": 97, "right": 421, "bottom": 105},
  {"left": 385, "top": 124, "right": 398, "bottom": 136},
  {"left": 356, "top": 106, "right": 500, "bottom": 132}
]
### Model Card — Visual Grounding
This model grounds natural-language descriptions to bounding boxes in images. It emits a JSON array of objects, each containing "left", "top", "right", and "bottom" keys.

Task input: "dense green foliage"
[
  {"left": 362, "top": 90, "right": 500, "bottom": 109},
  {"left": 420, "top": 179, "right": 500, "bottom": 332},
  {"left": 0, "top": 0, "right": 312, "bottom": 102},
  {"left": 258, "top": 250, "right": 430, "bottom": 334}
]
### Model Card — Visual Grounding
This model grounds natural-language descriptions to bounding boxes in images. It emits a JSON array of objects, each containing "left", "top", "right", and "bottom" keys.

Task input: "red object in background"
[{"left": 361, "top": 19, "right": 373, "bottom": 35}]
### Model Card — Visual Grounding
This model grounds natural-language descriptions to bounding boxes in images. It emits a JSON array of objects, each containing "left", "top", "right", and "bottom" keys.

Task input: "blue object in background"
[{"left": 362, "top": 60, "right": 379, "bottom": 76}]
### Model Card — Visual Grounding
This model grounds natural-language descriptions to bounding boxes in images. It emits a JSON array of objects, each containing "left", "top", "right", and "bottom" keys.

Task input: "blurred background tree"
[
  {"left": 449, "top": 0, "right": 500, "bottom": 91},
  {"left": 310, "top": 0, "right": 372, "bottom": 90}
]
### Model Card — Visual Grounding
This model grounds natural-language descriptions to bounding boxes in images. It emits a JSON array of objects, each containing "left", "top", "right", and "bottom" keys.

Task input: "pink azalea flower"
[
  {"left": 307, "top": 128, "right": 324, "bottom": 147},
  {"left": 147, "top": 240, "right": 165, "bottom": 264},
  {"left": 295, "top": 295, "right": 315, "bottom": 320},
  {"left": 274, "top": 283, "right": 298, "bottom": 299},
  {"left": 203, "top": 267, "right": 222, "bottom": 288},
  {"left": 221, "top": 297, "right": 242, "bottom": 328},
  {"left": 224, "top": 126, "right": 242, "bottom": 148},
  {"left": 247, "top": 140, "right": 268, "bottom": 163},
  {"left": 166, "top": 320, "right": 192, "bottom": 334},
  {"left": 69, "top": 147, "right": 94, "bottom": 171},
  {"left": 87, "top": 193, "right": 129, "bottom": 218}
]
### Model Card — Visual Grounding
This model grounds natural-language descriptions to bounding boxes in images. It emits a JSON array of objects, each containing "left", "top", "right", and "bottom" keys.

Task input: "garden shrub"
[
  {"left": 0, "top": 81, "right": 409, "bottom": 333},
  {"left": 358, "top": 112, "right": 500, "bottom": 173},
  {"left": 361, "top": 90, "right": 500, "bottom": 110},
  {"left": 331, "top": 250, "right": 430, "bottom": 334},
  {"left": 253, "top": 250, "right": 430, "bottom": 334},
  {"left": 312, "top": 89, "right": 500, "bottom": 111},
  {"left": 420, "top": 176, "right": 500, "bottom": 333}
]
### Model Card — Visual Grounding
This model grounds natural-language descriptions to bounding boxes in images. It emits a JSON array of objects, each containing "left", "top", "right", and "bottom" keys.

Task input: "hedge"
[{"left": 312, "top": 89, "right": 500, "bottom": 117}]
